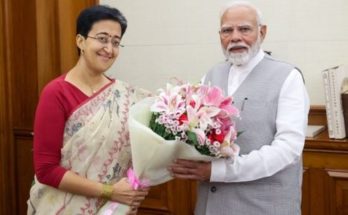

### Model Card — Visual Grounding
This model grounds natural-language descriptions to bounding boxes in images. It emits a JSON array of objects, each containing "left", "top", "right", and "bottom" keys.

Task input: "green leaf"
[
  {"left": 237, "top": 131, "right": 244, "bottom": 137},
  {"left": 187, "top": 131, "right": 198, "bottom": 145},
  {"left": 186, "top": 131, "right": 214, "bottom": 157},
  {"left": 149, "top": 113, "right": 176, "bottom": 140}
]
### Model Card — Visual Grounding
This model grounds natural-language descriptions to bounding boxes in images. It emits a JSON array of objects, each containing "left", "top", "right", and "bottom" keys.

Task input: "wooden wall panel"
[
  {"left": 302, "top": 168, "right": 310, "bottom": 215},
  {"left": 35, "top": 0, "right": 62, "bottom": 92},
  {"left": 140, "top": 184, "right": 170, "bottom": 212},
  {"left": 0, "top": 0, "right": 7, "bottom": 212},
  {"left": 0, "top": 0, "right": 13, "bottom": 214},
  {"left": 189, "top": 181, "right": 198, "bottom": 212},
  {"left": 6, "top": 1, "right": 38, "bottom": 214},
  {"left": 327, "top": 170, "right": 348, "bottom": 215},
  {"left": 8, "top": 0, "right": 38, "bottom": 129},
  {"left": 138, "top": 179, "right": 197, "bottom": 215},
  {"left": 13, "top": 132, "right": 35, "bottom": 215},
  {"left": 310, "top": 169, "right": 331, "bottom": 215},
  {"left": 0, "top": 0, "right": 17, "bottom": 214}
]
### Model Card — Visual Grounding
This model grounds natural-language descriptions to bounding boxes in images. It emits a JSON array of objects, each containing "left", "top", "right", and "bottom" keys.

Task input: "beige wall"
[{"left": 101, "top": 0, "right": 348, "bottom": 105}]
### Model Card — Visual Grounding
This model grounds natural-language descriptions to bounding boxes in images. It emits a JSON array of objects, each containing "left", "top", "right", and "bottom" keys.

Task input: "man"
[{"left": 170, "top": 1, "right": 309, "bottom": 214}]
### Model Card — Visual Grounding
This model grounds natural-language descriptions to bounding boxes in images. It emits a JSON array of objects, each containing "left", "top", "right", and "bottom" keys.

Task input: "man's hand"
[{"left": 169, "top": 159, "right": 211, "bottom": 181}]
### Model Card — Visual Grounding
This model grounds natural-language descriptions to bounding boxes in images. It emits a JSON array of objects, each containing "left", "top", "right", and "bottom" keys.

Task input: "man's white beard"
[{"left": 223, "top": 37, "right": 261, "bottom": 66}]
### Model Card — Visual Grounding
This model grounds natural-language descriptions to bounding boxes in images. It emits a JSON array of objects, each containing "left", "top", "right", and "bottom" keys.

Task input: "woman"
[{"left": 28, "top": 5, "right": 149, "bottom": 215}]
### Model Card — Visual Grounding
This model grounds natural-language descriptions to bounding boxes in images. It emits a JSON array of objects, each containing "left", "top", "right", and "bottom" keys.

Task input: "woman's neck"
[{"left": 66, "top": 63, "right": 110, "bottom": 96}]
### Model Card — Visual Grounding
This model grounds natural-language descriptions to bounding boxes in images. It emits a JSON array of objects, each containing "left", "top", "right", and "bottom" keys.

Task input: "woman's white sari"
[{"left": 28, "top": 80, "right": 149, "bottom": 215}]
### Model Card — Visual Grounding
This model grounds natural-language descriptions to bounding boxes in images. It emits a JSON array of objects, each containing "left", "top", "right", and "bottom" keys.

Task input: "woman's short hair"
[
  {"left": 77, "top": 5, "right": 127, "bottom": 37},
  {"left": 76, "top": 5, "right": 127, "bottom": 54}
]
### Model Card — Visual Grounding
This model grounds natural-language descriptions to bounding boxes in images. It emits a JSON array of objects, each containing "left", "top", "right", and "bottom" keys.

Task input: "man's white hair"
[{"left": 220, "top": 1, "right": 263, "bottom": 25}]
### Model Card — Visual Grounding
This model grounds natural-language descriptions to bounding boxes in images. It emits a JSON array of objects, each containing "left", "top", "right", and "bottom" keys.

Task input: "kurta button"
[{"left": 210, "top": 186, "right": 217, "bottom": 192}]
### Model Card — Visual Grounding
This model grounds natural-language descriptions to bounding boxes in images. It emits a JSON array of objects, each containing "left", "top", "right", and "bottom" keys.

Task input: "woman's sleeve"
[{"left": 33, "top": 83, "right": 68, "bottom": 187}]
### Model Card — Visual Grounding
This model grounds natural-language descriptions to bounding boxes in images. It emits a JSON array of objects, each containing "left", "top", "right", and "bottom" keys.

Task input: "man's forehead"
[{"left": 220, "top": 22, "right": 253, "bottom": 28}]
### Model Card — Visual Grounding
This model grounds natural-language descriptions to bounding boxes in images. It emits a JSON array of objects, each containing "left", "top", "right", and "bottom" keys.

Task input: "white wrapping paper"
[{"left": 129, "top": 97, "right": 213, "bottom": 186}]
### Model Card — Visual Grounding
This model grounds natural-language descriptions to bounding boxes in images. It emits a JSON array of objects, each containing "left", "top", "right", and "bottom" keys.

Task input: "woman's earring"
[{"left": 81, "top": 50, "right": 85, "bottom": 55}]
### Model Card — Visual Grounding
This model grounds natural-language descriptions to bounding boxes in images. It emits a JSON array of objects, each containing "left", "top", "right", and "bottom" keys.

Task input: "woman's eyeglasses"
[{"left": 87, "top": 34, "right": 124, "bottom": 48}]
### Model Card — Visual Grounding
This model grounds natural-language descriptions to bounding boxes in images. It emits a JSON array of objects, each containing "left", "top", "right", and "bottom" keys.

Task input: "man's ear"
[
  {"left": 76, "top": 34, "right": 85, "bottom": 51},
  {"left": 259, "top": 25, "right": 267, "bottom": 42}
]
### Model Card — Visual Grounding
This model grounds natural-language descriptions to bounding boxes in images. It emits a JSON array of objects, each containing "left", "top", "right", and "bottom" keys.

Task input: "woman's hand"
[{"left": 110, "top": 177, "right": 149, "bottom": 213}]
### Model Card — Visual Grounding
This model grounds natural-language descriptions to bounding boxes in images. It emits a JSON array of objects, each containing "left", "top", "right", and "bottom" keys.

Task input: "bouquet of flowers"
[
  {"left": 128, "top": 82, "right": 240, "bottom": 186},
  {"left": 150, "top": 83, "right": 240, "bottom": 158}
]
